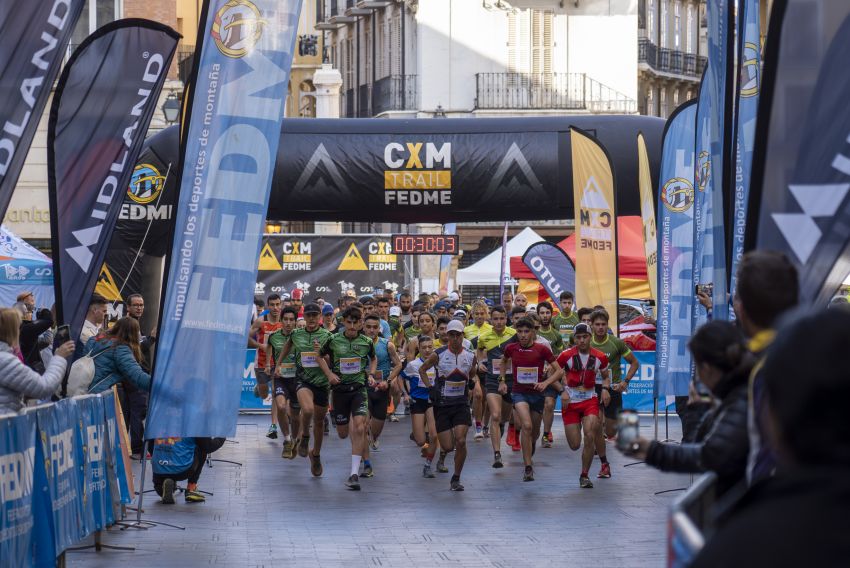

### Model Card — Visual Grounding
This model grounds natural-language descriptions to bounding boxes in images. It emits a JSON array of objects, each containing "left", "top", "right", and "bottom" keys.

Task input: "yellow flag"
[
  {"left": 571, "top": 128, "right": 618, "bottom": 333},
  {"left": 638, "top": 133, "right": 658, "bottom": 302}
]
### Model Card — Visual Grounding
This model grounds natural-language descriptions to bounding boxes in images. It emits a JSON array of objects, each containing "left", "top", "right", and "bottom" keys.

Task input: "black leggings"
[{"left": 152, "top": 447, "right": 207, "bottom": 496}]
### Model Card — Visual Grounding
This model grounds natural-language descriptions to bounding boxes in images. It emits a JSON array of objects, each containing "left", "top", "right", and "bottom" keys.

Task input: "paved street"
[{"left": 69, "top": 412, "right": 687, "bottom": 568}]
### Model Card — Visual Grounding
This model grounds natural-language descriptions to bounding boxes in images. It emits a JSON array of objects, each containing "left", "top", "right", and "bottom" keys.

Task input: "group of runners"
[{"left": 248, "top": 289, "right": 639, "bottom": 491}]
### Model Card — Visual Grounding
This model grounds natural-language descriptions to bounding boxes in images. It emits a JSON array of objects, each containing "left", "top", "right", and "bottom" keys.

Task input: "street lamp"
[{"left": 162, "top": 92, "right": 181, "bottom": 124}]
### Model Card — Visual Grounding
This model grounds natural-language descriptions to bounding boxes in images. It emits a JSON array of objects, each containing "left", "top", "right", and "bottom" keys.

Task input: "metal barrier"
[{"left": 668, "top": 472, "right": 718, "bottom": 567}]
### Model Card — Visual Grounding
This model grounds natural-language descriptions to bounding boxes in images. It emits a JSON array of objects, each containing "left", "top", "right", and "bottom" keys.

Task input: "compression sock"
[
  {"left": 580, "top": 470, "right": 589, "bottom": 478},
  {"left": 364, "top": 459, "right": 372, "bottom": 469},
  {"left": 351, "top": 455, "right": 361, "bottom": 476},
  {"left": 600, "top": 455, "right": 609, "bottom": 464},
  {"left": 187, "top": 482, "right": 197, "bottom": 492}
]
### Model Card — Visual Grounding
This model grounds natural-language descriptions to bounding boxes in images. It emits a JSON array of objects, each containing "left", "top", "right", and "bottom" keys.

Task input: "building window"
[
  {"left": 71, "top": 0, "right": 121, "bottom": 47},
  {"left": 660, "top": 0, "right": 668, "bottom": 48},
  {"left": 674, "top": 1, "right": 681, "bottom": 50},
  {"left": 660, "top": 88, "right": 667, "bottom": 117},
  {"left": 647, "top": 88, "right": 655, "bottom": 116},
  {"left": 508, "top": 9, "right": 553, "bottom": 75},
  {"left": 686, "top": 3, "right": 695, "bottom": 53},
  {"left": 648, "top": 0, "right": 656, "bottom": 43},
  {"left": 673, "top": 89, "right": 679, "bottom": 107}
]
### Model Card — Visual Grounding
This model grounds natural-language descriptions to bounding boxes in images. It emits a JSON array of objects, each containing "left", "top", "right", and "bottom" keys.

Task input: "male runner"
[
  {"left": 500, "top": 317, "right": 563, "bottom": 481},
  {"left": 248, "top": 294, "right": 283, "bottom": 437},
  {"left": 474, "top": 306, "right": 517, "bottom": 467},
  {"left": 590, "top": 309, "right": 639, "bottom": 478},
  {"left": 267, "top": 306, "right": 299, "bottom": 458},
  {"left": 362, "top": 314, "right": 402, "bottom": 476},
  {"left": 276, "top": 303, "right": 333, "bottom": 477},
  {"left": 535, "top": 302, "right": 565, "bottom": 448},
  {"left": 316, "top": 307, "right": 377, "bottom": 490},
  {"left": 398, "top": 291, "right": 413, "bottom": 325},
  {"left": 551, "top": 291, "right": 579, "bottom": 345},
  {"left": 403, "top": 303, "right": 424, "bottom": 341},
  {"left": 419, "top": 320, "right": 479, "bottom": 491},
  {"left": 556, "top": 323, "right": 611, "bottom": 488},
  {"left": 402, "top": 335, "right": 441, "bottom": 478},
  {"left": 464, "top": 301, "right": 492, "bottom": 340}
]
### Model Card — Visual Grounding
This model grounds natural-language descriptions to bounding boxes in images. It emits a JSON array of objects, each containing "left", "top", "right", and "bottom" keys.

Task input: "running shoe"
[
  {"left": 580, "top": 475, "right": 594, "bottom": 489},
  {"left": 297, "top": 435, "right": 310, "bottom": 458},
  {"left": 541, "top": 437, "right": 552, "bottom": 449},
  {"left": 474, "top": 424, "right": 484, "bottom": 440},
  {"left": 160, "top": 478, "right": 175, "bottom": 505},
  {"left": 420, "top": 442, "right": 430, "bottom": 458},
  {"left": 389, "top": 414, "right": 399, "bottom": 423},
  {"left": 492, "top": 452, "right": 504, "bottom": 469},
  {"left": 361, "top": 465, "right": 374, "bottom": 478},
  {"left": 450, "top": 477, "right": 465, "bottom": 491},
  {"left": 281, "top": 440, "right": 294, "bottom": 459},
  {"left": 422, "top": 465, "right": 435, "bottom": 478},
  {"left": 510, "top": 437, "right": 522, "bottom": 452},
  {"left": 506, "top": 425, "right": 517, "bottom": 447},
  {"left": 309, "top": 450, "right": 323, "bottom": 477},
  {"left": 598, "top": 463, "right": 612, "bottom": 479},
  {"left": 345, "top": 474, "right": 361, "bottom": 490},
  {"left": 436, "top": 458, "right": 449, "bottom": 474},
  {"left": 482, "top": 425, "right": 490, "bottom": 437},
  {"left": 523, "top": 466, "right": 534, "bottom": 482},
  {"left": 266, "top": 424, "right": 278, "bottom": 439},
  {"left": 253, "top": 384, "right": 261, "bottom": 398},
  {"left": 606, "top": 434, "right": 618, "bottom": 443},
  {"left": 370, "top": 438, "right": 380, "bottom": 451},
  {"left": 545, "top": 432, "right": 554, "bottom": 444},
  {"left": 184, "top": 490, "right": 206, "bottom": 503}
]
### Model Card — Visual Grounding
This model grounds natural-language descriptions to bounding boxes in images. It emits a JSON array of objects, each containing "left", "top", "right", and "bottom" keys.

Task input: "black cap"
[
  {"left": 573, "top": 323, "right": 591, "bottom": 336},
  {"left": 303, "top": 303, "right": 321, "bottom": 315}
]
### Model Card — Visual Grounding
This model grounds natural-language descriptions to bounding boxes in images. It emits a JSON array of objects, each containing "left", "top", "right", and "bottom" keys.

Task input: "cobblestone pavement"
[{"left": 69, "top": 412, "right": 688, "bottom": 568}]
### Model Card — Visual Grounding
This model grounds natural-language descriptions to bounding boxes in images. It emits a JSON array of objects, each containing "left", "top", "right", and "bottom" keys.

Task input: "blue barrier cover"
[
  {"left": 78, "top": 396, "right": 113, "bottom": 530},
  {"left": 102, "top": 391, "right": 131, "bottom": 504},
  {"left": 0, "top": 412, "right": 37, "bottom": 566}
]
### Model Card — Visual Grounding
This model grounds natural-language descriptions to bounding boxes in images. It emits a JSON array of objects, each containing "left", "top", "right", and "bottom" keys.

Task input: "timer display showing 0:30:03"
[{"left": 391, "top": 234, "right": 459, "bottom": 255}]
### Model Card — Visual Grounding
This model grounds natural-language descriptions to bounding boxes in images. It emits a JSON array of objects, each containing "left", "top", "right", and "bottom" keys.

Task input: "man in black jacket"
[
  {"left": 692, "top": 309, "right": 850, "bottom": 567},
  {"left": 126, "top": 293, "right": 156, "bottom": 457}
]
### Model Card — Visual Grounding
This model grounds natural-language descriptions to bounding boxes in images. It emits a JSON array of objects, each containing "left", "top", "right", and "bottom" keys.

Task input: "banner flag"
[
  {"left": 0, "top": 412, "right": 38, "bottom": 566},
  {"left": 748, "top": 2, "right": 850, "bottom": 306},
  {"left": 439, "top": 223, "right": 456, "bottom": 295},
  {"left": 47, "top": 20, "right": 179, "bottom": 339},
  {"left": 693, "top": 0, "right": 734, "bottom": 323},
  {"left": 571, "top": 127, "right": 619, "bottom": 333},
  {"left": 729, "top": 0, "right": 761, "bottom": 297},
  {"left": 77, "top": 395, "right": 113, "bottom": 531},
  {"left": 0, "top": 0, "right": 85, "bottom": 219},
  {"left": 521, "top": 240, "right": 576, "bottom": 305},
  {"left": 638, "top": 132, "right": 658, "bottom": 302},
  {"left": 657, "top": 100, "right": 698, "bottom": 398},
  {"left": 147, "top": 0, "right": 302, "bottom": 438},
  {"left": 36, "top": 398, "right": 87, "bottom": 555},
  {"left": 103, "top": 388, "right": 132, "bottom": 503}
]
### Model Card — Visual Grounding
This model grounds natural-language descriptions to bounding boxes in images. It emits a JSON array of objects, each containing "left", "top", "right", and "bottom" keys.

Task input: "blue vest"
[
  {"left": 374, "top": 337, "right": 391, "bottom": 379},
  {"left": 151, "top": 437, "right": 196, "bottom": 475}
]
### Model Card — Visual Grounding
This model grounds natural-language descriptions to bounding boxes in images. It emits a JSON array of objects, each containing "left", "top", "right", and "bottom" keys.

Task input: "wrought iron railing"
[
  {"left": 639, "top": 38, "right": 706, "bottom": 78},
  {"left": 371, "top": 75, "right": 418, "bottom": 115}
]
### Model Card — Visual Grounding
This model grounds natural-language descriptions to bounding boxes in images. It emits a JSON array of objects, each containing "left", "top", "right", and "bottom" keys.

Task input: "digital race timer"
[{"left": 391, "top": 234, "right": 459, "bottom": 255}]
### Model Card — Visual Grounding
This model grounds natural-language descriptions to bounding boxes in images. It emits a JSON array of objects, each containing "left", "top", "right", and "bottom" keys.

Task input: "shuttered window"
[{"left": 508, "top": 9, "right": 553, "bottom": 75}]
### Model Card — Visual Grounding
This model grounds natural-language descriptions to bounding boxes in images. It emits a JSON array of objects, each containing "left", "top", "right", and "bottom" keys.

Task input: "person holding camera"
[{"left": 620, "top": 320, "right": 753, "bottom": 495}]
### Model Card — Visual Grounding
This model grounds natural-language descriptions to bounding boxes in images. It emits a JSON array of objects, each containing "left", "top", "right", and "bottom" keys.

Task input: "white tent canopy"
[{"left": 457, "top": 227, "right": 544, "bottom": 286}]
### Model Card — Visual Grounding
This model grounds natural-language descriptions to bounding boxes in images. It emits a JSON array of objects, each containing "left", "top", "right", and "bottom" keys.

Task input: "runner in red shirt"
[
  {"left": 555, "top": 323, "right": 611, "bottom": 488},
  {"left": 500, "top": 317, "right": 564, "bottom": 481}
]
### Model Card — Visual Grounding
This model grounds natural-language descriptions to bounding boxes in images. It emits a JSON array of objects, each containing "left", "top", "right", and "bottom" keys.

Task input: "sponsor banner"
[
  {"left": 638, "top": 133, "right": 658, "bottom": 302},
  {"left": 729, "top": 0, "right": 761, "bottom": 297},
  {"left": 750, "top": 2, "right": 850, "bottom": 306},
  {"left": 103, "top": 389, "right": 132, "bottom": 504},
  {"left": 240, "top": 349, "right": 272, "bottom": 410},
  {"left": 657, "top": 101, "right": 698, "bottom": 397},
  {"left": 77, "top": 396, "right": 113, "bottom": 531},
  {"left": 521, "top": 241, "right": 576, "bottom": 305},
  {"left": 0, "top": 0, "right": 85, "bottom": 218},
  {"left": 36, "top": 398, "right": 87, "bottom": 556},
  {"left": 571, "top": 128, "right": 619, "bottom": 333},
  {"left": 438, "top": 223, "right": 456, "bottom": 295},
  {"left": 255, "top": 234, "right": 406, "bottom": 300},
  {"left": 621, "top": 351, "right": 657, "bottom": 413},
  {"left": 47, "top": 20, "right": 179, "bottom": 339},
  {"left": 0, "top": 412, "right": 38, "bottom": 566},
  {"left": 148, "top": 0, "right": 302, "bottom": 439}
]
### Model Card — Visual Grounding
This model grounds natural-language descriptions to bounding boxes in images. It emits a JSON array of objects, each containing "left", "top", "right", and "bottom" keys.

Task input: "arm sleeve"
[
  {"left": 114, "top": 345, "right": 152, "bottom": 391},
  {"left": 0, "top": 354, "right": 67, "bottom": 399}
]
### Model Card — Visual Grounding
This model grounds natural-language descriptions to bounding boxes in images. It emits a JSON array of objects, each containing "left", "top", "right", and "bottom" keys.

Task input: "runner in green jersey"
[
  {"left": 535, "top": 301, "right": 565, "bottom": 448},
  {"left": 551, "top": 291, "right": 580, "bottom": 345},
  {"left": 316, "top": 306, "right": 377, "bottom": 491},
  {"left": 590, "top": 308, "right": 639, "bottom": 479},
  {"left": 277, "top": 303, "right": 333, "bottom": 476},
  {"left": 268, "top": 306, "right": 299, "bottom": 458}
]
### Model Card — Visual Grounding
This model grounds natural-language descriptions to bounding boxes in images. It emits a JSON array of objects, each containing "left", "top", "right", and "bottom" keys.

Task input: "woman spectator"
[
  {"left": 0, "top": 308, "right": 74, "bottom": 414},
  {"left": 85, "top": 317, "right": 151, "bottom": 394},
  {"left": 622, "top": 320, "right": 754, "bottom": 495}
]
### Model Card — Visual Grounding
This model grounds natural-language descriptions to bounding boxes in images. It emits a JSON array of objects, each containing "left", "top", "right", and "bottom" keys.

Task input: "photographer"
[{"left": 621, "top": 321, "right": 753, "bottom": 495}]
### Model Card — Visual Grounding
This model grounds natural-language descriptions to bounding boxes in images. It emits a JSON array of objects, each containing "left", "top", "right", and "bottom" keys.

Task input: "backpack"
[{"left": 66, "top": 345, "right": 111, "bottom": 397}]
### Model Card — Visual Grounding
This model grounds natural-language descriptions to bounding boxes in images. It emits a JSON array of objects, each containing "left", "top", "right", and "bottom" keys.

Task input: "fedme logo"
[{"left": 383, "top": 142, "right": 452, "bottom": 206}]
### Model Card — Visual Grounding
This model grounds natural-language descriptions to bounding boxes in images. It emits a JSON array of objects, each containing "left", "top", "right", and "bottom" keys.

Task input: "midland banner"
[
  {"left": 521, "top": 241, "right": 576, "bottom": 305},
  {"left": 693, "top": 0, "right": 733, "bottom": 323},
  {"left": 256, "top": 234, "right": 406, "bottom": 300},
  {"left": 656, "top": 100, "right": 698, "bottom": 398},
  {"left": 638, "top": 132, "right": 658, "bottom": 302},
  {"left": 571, "top": 127, "right": 619, "bottom": 333},
  {"left": 47, "top": 20, "right": 179, "bottom": 338},
  {"left": 148, "top": 0, "right": 302, "bottom": 439},
  {"left": 0, "top": 0, "right": 85, "bottom": 219},
  {"left": 749, "top": 1, "right": 850, "bottom": 306}
]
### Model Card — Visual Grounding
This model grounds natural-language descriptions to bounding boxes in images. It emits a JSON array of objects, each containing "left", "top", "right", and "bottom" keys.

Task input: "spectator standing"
[
  {"left": 125, "top": 293, "right": 156, "bottom": 456},
  {"left": 85, "top": 317, "right": 151, "bottom": 398}
]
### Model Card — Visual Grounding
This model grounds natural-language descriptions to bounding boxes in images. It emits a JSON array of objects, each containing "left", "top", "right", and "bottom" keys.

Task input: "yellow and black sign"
[
  {"left": 258, "top": 242, "right": 282, "bottom": 270},
  {"left": 96, "top": 264, "right": 123, "bottom": 302},
  {"left": 367, "top": 241, "right": 397, "bottom": 270},
  {"left": 281, "top": 240, "right": 312, "bottom": 270},
  {"left": 338, "top": 243, "right": 368, "bottom": 271},
  {"left": 383, "top": 142, "right": 452, "bottom": 206}
]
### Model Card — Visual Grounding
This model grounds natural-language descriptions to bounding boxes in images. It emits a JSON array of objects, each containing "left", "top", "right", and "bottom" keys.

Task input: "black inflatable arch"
[{"left": 143, "top": 114, "right": 663, "bottom": 223}]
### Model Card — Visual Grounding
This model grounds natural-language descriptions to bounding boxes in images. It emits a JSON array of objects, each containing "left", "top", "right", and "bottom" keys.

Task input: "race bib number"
[
  {"left": 418, "top": 369, "right": 436, "bottom": 388},
  {"left": 516, "top": 366, "right": 539, "bottom": 385},
  {"left": 301, "top": 352, "right": 319, "bottom": 368},
  {"left": 374, "top": 370, "right": 384, "bottom": 381},
  {"left": 567, "top": 386, "right": 594, "bottom": 401},
  {"left": 340, "top": 357, "right": 361, "bottom": 375},
  {"left": 491, "top": 359, "right": 512, "bottom": 375},
  {"left": 442, "top": 380, "right": 466, "bottom": 398},
  {"left": 279, "top": 362, "right": 296, "bottom": 378}
]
